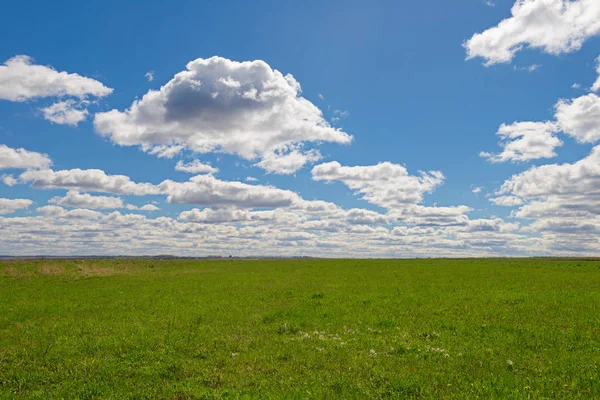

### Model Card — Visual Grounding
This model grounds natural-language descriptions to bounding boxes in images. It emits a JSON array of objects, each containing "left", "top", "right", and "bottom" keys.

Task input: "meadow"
[{"left": 0, "top": 258, "right": 599, "bottom": 399}]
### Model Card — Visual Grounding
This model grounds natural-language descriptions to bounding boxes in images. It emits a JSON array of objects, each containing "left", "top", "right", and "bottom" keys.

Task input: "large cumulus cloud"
[{"left": 94, "top": 57, "right": 352, "bottom": 174}]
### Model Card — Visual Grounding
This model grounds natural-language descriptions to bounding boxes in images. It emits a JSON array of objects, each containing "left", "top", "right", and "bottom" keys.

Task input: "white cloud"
[
  {"left": 312, "top": 161, "right": 445, "bottom": 209},
  {"left": 572, "top": 83, "right": 582, "bottom": 89},
  {"left": 1, "top": 174, "right": 18, "bottom": 186},
  {"left": 492, "top": 145, "right": 600, "bottom": 250},
  {"left": 145, "top": 71, "right": 154, "bottom": 82},
  {"left": 274, "top": 232, "right": 316, "bottom": 242},
  {"left": 318, "top": 93, "right": 324, "bottom": 100},
  {"left": 343, "top": 208, "right": 389, "bottom": 225},
  {"left": 472, "top": 186, "right": 482, "bottom": 194},
  {"left": 0, "top": 144, "right": 52, "bottom": 170},
  {"left": 485, "top": 0, "right": 495, "bottom": 7},
  {"left": 555, "top": 94, "right": 600, "bottom": 143},
  {"left": 245, "top": 176, "right": 258, "bottom": 182},
  {"left": 499, "top": 145, "right": 600, "bottom": 198},
  {"left": 591, "top": 56, "right": 600, "bottom": 92},
  {"left": 37, "top": 205, "right": 102, "bottom": 219},
  {"left": 94, "top": 56, "right": 352, "bottom": 174},
  {"left": 40, "top": 100, "right": 89, "bottom": 126},
  {"left": 490, "top": 195, "right": 524, "bottom": 206},
  {"left": 175, "top": 159, "right": 218, "bottom": 174},
  {"left": 483, "top": 81, "right": 600, "bottom": 163},
  {"left": 179, "top": 207, "right": 274, "bottom": 224},
  {"left": 19, "top": 168, "right": 160, "bottom": 195},
  {"left": 291, "top": 199, "right": 341, "bottom": 216},
  {"left": 465, "top": 218, "right": 519, "bottom": 232},
  {"left": 159, "top": 174, "right": 301, "bottom": 208},
  {"left": 0, "top": 203, "right": 536, "bottom": 258},
  {"left": 37, "top": 205, "right": 68, "bottom": 218},
  {"left": 480, "top": 121, "right": 562, "bottom": 163},
  {"left": 514, "top": 195, "right": 600, "bottom": 219},
  {"left": 392, "top": 205, "right": 472, "bottom": 227},
  {"left": 256, "top": 148, "right": 322, "bottom": 174},
  {"left": 512, "top": 64, "right": 542, "bottom": 72},
  {"left": 0, "top": 198, "right": 32, "bottom": 215},
  {"left": 17, "top": 166, "right": 307, "bottom": 210},
  {"left": 49, "top": 191, "right": 124, "bottom": 209},
  {"left": 140, "top": 204, "right": 160, "bottom": 212},
  {"left": 333, "top": 109, "right": 350, "bottom": 118},
  {"left": 464, "top": 0, "right": 600, "bottom": 65},
  {"left": 1, "top": 158, "right": 543, "bottom": 256},
  {"left": 311, "top": 161, "right": 478, "bottom": 229},
  {"left": 143, "top": 145, "right": 184, "bottom": 159},
  {"left": 0, "top": 55, "right": 112, "bottom": 101}
]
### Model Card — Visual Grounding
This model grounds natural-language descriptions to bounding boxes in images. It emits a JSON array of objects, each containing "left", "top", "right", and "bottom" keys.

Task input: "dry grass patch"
[
  {"left": 37, "top": 264, "right": 66, "bottom": 276},
  {"left": 0, "top": 266, "right": 22, "bottom": 277},
  {"left": 76, "top": 262, "right": 124, "bottom": 277}
]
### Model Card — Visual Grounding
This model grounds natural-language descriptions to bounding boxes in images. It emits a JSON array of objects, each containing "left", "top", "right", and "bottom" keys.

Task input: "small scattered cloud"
[
  {"left": 175, "top": 159, "right": 218, "bottom": 174},
  {"left": 245, "top": 176, "right": 258, "bottom": 182},
  {"left": 49, "top": 191, "right": 124, "bottom": 209},
  {"left": 0, "top": 144, "right": 52, "bottom": 170},
  {"left": 555, "top": 94, "right": 600, "bottom": 143},
  {"left": 0, "top": 198, "right": 33, "bottom": 215},
  {"left": 145, "top": 71, "right": 154, "bottom": 82},
  {"left": 0, "top": 55, "right": 112, "bottom": 101},
  {"left": 472, "top": 186, "right": 483, "bottom": 194},
  {"left": 318, "top": 93, "right": 324, "bottom": 100},
  {"left": 144, "top": 145, "right": 184, "bottom": 159},
  {"left": 490, "top": 196, "right": 523, "bottom": 206},
  {"left": 311, "top": 161, "right": 445, "bottom": 210},
  {"left": 40, "top": 100, "right": 89, "bottom": 126},
  {"left": 0, "top": 55, "right": 111, "bottom": 127},
  {"left": 513, "top": 64, "right": 541, "bottom": 72},
  {"left": 1, "top": 174, "right": 17, "bottom": 186},
  {"left": 572, "top": 83, "right": 581, "bottom": 89},
  {"left": 484, "top": 0, "right": 495, "bottom": 6},
  {"left": 480, "top": 121, "right": 561, "bottom": 163},
  {"left": 124, "top": 203, "right": 160, "bottom": 212},
  {"left": 257, "top": 148, "right": 322, "bottom": 175},
  {"left": 140, "top": 204, "right": 160, "bottom": 212}
]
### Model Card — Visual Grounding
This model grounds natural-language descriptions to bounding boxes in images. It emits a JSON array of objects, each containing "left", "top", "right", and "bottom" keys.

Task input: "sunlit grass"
[{"left": 1, "top": 258, "right": 599, "bottom": 398}]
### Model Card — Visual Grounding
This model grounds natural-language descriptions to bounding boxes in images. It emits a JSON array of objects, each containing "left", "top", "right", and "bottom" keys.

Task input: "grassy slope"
[{"left": 0, "top": 258, "right": 599, "bottom": 399}]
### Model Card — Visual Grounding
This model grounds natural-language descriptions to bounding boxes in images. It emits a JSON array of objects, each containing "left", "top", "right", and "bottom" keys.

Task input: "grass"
[{"left": 0, "top": 258, "right": 599, "bottom": 399}]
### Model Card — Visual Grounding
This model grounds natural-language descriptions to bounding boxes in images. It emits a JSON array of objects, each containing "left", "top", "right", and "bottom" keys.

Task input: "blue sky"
[{"left": 1, "top": 0, "right": 600, "bottom": 256}]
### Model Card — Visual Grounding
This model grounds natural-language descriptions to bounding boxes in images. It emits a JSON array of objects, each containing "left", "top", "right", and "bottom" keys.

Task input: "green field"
[{"left": 1, "top": 258, "right": 599, "bottom": 399}]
